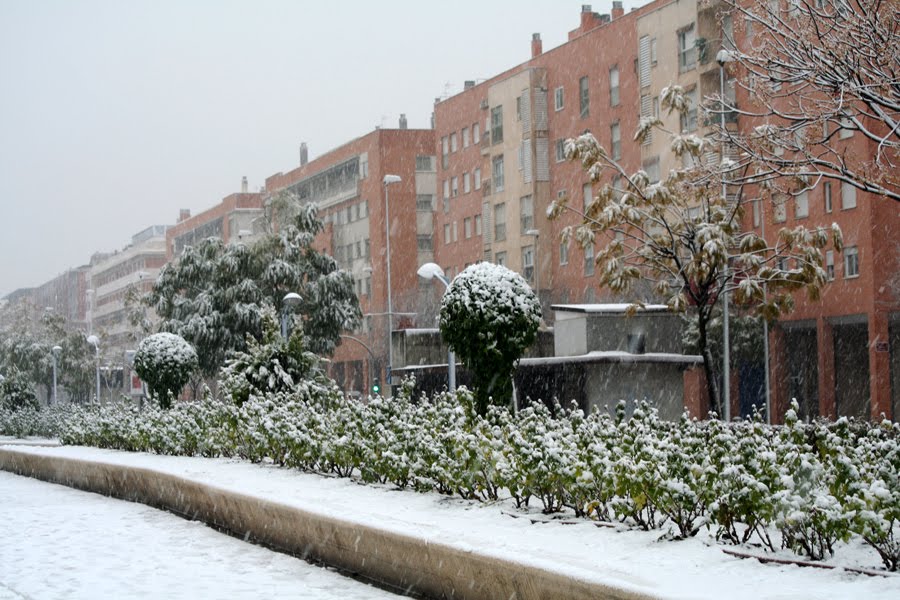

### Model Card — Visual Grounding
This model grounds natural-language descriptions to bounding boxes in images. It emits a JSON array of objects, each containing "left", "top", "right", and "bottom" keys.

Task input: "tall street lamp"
[
  {"left": 717, "top": 48, "right": 733, "bottom": 421},
  {"left": 85, "top": 289, "right": 95, "bottom": 335},
  {"left": 87, "top": 335, "right": 100, "bottom": 403},
  {"left": 281, "top": 292, "right": 302, "bottom": 340},
  {"left": 383, "top": 174, "right": 402, "bottom": 394},
  {"left": 51, "top": 345, "right": 62, "bottom": 405},
  {"left": 416, "top": 262, "right": 456, "bottom": 392}
]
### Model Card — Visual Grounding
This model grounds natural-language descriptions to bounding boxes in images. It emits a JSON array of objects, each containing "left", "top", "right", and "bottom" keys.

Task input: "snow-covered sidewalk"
[
  {"left": 0, "top": 470, "right": 399, "bottom": 600},
  {"left": 3, "top": 442, "right": 899, "bottom": 600}
]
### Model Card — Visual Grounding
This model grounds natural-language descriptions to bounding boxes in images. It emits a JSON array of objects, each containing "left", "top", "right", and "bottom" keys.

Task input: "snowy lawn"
[{"left": 3, "top": 443, "right": 898, "bottom": 600}]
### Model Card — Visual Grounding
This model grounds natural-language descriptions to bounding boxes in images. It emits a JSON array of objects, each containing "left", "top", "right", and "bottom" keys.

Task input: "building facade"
[{"left": 264, "top": 125, "right": 437, "bottom": 395}]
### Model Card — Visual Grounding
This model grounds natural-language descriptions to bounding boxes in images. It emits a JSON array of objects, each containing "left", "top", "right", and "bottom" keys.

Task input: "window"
[
  {"left": 444, "top": 224, "right": 451, "bottom": 245},
  {"left": 841, "top": 181, "right": 857, "bottom": 209},
  {"left": 774, "top": 195, "right": 787, "bottom": 223},
  {"left": 650, "top": 37, "right": 658, "bottom": 65},
  {"left": 653, "top": 96, "right": 660, "bottom": 118},
  {"left": 442, "top": 196, "right": 449, "bottom": 213},
  {"left": 415, "top": 156, "right": 434, "bottom": 171},
  {"left": 495, "top": 251, "right": 507, "bottom": 267},
  {"left": 844, "top": 246, "right": 859, "bottom": 278},
  {"left": 678, "top": 24, "right": 697, "bottom": 72},
  {"left": 579, "top": 76, "right": 590, "bottom": 117},
  {"left": 492, "top": 155, "right": 505, "bottom": 192},
  {"left": 463, "top": 172, "right": 471, "bottom": 194},
  {"left": 474, "top": 168, "right": 482, "bottom": 190},
  {"left": 450, "top": 132, "right": 458, "bottom": 152},
  {"left": 824, "top": 182, "right": 833, "bottom": 213},
  {"left": 554, "top": 86, "right": 564, "bottom": 111},
  {"left": 825, "top": 250, "right": 835, "bottom": 280},
  {"left": 610, "top": 122, "right": 621, "bottom": 160},
  {"left": 584, "top": 243, "right": 595, "bottom": 276},
  {"left": 680, "top": 88, "right": 698, "bottom": 132},
  {"left": 346, "top": 205, "right": 353, "bottom": 223},
  {"left": 417, "top": 235, "right": 433, "bottom": 252},
  {"left": 522, "top": 245, "right": 535, "bottom": 281},
  {"left": 795, "top": 190, "right": 809, "bottom": 219},
  {"left": 643, "top": 157, "right": 660, "bottom": 183},
  {"left": 609, "top": 66, "right": 620, "bottom": 106},
  {"left": 473, "top": 122, "right": 480, "bottom": 144},
  {"left": 464, "top": 217, "right": 472, "bottom": 239},
  {"left": 462, "top": 127, "right": 470, "bottom": 148},
  {"left": 365, "top": 238, "right": 370, "bottom": 258},
  {"left": 475, "top": 214, "right": 482, "bottom": 236},
  {"left": 516, "top": 96, "right": 522, "bottom": 121},
  {"left": 582, "top": 183, "right": 593, "bottom": 210},
  {"left": 491, "top": 106, "right": 503, "bottom": 144},
  {"left": 753, "top": 199, "right": 761, "bottom": 227},
  {"left": 517, "top": 144, "right": 524, "bottom": 171},
  {"left": 355, "top": 240, "right": 362, "bottom": 259},
  {"left": 494, "top": 202, "right": 507, "bottom": 241},
  {"left": 453, "top": 221, "right": 458, "bottom": 242},
  {"left": 556, "top": 139, "right": 566, "bottom": 162},
  {"left": 520, "top": 195, "right": 534, "bottom": 232},
  {"left": 443, "top": 179, "right": 450, "bottom": 200},
  {"left": 360, "top": 200, "right": 368, "bottom": 218},
  {"left": 441, "top": 136, "right": 449, "bottom": 155},
  {"left": 839, "top": 116, "right": 854, "bottom": 139},
  {"left": 451, "top": 176, "right": 459, "bottom": 197},
  {"left": 559, "top": 240, "right": 569, "bottom": 266}
]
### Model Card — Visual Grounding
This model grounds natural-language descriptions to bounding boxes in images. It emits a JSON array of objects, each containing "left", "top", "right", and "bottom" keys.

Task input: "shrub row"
[{"left": 2, "top": 387, "right": 898, "bottom": 571}]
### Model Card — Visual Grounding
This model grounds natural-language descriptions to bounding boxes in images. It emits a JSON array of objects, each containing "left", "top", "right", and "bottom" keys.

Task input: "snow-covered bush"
[
  {"left": 219, "top": 308, "right": 326, "bottom": 407},
  {"left": 133, "top": 333, "right": 198, "bottom": 409},
  {"left": 439, "top": 263, "right": 540, "bottom": 414},
  {"left": 0, "top": 369, "right": 39, "bottom": 412},
  {"left": 55, "top": 387, "right": 900, "bottom": 571}
]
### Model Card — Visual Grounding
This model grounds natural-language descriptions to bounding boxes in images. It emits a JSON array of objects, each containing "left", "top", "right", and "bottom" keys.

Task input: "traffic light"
[{"left": 371, "top": 379, "right": 381, "bottom": 395}]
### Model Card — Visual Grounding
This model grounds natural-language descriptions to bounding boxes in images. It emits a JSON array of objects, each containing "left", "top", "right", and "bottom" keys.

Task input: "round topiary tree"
[
  {"left": 439, "top": 262, "right": 541, "bottom": 415},
  {"left": 133, "top": 333, "right": 198, "bottom": 409}
]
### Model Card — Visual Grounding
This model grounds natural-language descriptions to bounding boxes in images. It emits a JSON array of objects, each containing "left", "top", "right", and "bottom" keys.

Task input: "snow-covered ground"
[
  {"left": 0, "top": 470, "right": 400, "bottom": 600},
  {"left": 4, "top": 442, "right": 900, "bottom": 600}
]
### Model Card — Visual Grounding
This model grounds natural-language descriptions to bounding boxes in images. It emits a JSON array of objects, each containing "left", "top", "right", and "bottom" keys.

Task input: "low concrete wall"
[{"left": 0, "top": 448, "right": 659, "bottom": 600}]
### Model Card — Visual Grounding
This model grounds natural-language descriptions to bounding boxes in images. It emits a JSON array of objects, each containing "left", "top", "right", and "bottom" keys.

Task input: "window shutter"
[
  {"left": 523, "top": 139, "right": 533, "bottom": 184},
  {"left": 521, "top": 88, "right": 531, "bottom": 134},
  {"left": 639, "top": 35, "right": 651, "bottom": 88},
  {"left": 536, "top": 137, "right": 550, "bottom": 181},
  {"left": 534, "top": 88, "right": 548, "bottom": 131},
  {"left": 640, "top": 94, "right": 653, "bottom": 145}
]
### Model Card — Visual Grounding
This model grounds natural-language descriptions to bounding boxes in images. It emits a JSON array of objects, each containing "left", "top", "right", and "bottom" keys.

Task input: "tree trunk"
[{"left": 696, "top": 309, "right": 722, "bottom": 418}]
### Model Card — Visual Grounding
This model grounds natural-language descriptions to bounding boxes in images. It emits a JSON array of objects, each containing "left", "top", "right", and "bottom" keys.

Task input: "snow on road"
[{"left": 0, "top": 471, "right": 400, "bottom": 600}]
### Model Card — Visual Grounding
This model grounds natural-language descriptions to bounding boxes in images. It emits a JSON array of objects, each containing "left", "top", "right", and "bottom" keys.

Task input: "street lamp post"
[
  {"left": 383, "top": 174, "right": 402, "bottom": 395},
  {"left": 417, "top": 262, "right": 456, "bottom": 392},
  {"left": 87, "top": 335, "right": 100, "bottom": 403},
  {"left": 717, "top": 48, "right": 733, "bottom": 422},
  {"left": 85, "top": 289, "right": 95, "bottom": 335},
  {"left": 281, "top": 292, "right": 302, "bottom": 340},
  {"left": 51, "top": 345, "right": 62, "bottom": 405}
]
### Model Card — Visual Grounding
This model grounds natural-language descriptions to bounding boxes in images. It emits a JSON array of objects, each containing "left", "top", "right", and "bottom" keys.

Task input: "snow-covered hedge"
[{"left": 13, "top": 388, "right": 898, "bottom": 571}]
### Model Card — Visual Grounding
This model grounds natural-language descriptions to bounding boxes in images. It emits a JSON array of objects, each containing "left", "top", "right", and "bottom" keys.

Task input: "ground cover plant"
[{"left": 2, "top": 388, "right": 897, "bottom": 572}]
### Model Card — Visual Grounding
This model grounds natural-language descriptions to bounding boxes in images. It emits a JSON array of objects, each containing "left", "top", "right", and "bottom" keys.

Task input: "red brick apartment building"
[
  {"left": 432, "top": 2, "right": 648, "bottom": 318},
  {"left": 264, "top": 126, "right": 437, "bottom": 395},
  {"left": 165, "top": 185, "right": 264, "bottom": 261},
  {"left": 430, "top": 0, "right": 898, "bottom": 421}
]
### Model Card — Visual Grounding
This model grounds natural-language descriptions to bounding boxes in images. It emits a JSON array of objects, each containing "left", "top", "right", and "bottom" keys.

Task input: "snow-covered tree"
[
  {"left": 439, "top": 263, "right": 540, "bottom": 415},
  {"left": 133, "top": 332, "right": 198, "bottom": 409},
  {"left": 716, "top": 0, "right": 899, "bottom": 202},
  {"left": 219, "top": 307, "right": 328, "bottom": 406},
  {"left": 0, "top": 309, "right": 95, "bottom": 403},
  {"left": 550, "top": 86, "right": 842, "bottom": 416},
  {"left": 0, "top": 369, "right": 39, "bottom": 411},
  {"left": 148, "top": 203, "right": 361, "bottom": 378}
]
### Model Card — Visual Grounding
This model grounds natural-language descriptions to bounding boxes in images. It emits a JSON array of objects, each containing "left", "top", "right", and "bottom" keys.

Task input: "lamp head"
[
  {"left": 716, "top": 49, "right": 733, "bottom": 67},
  {"left": 383, "top": 174, "right": 402, "bottom": 185},
  {"left": 283, "top": 292, "right": 302, "bottom": 308}
]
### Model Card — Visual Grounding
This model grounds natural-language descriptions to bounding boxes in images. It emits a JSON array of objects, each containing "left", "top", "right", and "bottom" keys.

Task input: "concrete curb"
[{"left": 0, "top": 448, "right": 660, "bottom": 600}]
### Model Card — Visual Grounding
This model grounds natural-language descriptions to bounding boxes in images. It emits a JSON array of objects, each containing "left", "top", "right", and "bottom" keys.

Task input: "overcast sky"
[{"left": 0, "top": 0, "right": 647, "bottom": 298}]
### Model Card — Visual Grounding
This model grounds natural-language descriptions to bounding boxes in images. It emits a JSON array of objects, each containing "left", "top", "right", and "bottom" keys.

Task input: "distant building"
[{"left": 264, "top": 126, "right": 437, "bottom": 395}]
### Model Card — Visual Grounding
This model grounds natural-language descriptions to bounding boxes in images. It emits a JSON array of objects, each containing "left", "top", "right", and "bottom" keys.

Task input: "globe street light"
[
  {"left": 281, "top": 292, "right": 302, "bottom": 340},
  {"left": 383, "top": 174, "right": 402, "bottom": 394},
  {"left": 87, "top": 335, "right": 100, "bottom": 403},
  {"left": 416, "top": 262, "right": 456, "bottom": 392},
  {"left": 51, "top": 345, "right": 62, "bottom": 405}
]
